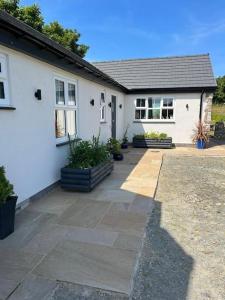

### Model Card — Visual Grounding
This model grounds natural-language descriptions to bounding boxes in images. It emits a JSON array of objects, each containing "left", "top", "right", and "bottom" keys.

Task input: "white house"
[{"left": 0, "top": 11, "right": 216, "bottom": 206}]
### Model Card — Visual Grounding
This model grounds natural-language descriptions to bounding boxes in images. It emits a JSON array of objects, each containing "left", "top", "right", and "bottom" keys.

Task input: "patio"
[
  {"left": 1, "top": 144, "right": 225, "bottom": 299},
  {"left": 0, "top": 148, "right": 162, "bottom": 299}
]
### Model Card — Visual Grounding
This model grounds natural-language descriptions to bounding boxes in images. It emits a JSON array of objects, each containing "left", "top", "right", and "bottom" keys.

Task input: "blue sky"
[{"left": 21, "top": 0, "right": 225, "bottom": 76}]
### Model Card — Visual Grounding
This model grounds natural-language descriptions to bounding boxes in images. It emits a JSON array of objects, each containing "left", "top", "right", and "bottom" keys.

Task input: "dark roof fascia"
[
  {"left": 127, "top": 86, "right": 217, "bottom": 94},
  {"left": 0, "top": 11, "right": 128, "bottom": 93}
]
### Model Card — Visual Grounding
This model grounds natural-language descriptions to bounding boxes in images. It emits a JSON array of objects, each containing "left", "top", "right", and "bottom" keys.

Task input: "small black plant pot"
[
  {"left": 121, "top": 143, "right": 128, "bottom": 149},
  {"left": 0, "top": 195, "right": 17, "bottom": 240},
  {"left": 113, "top": 153, "right": 124, "bottom": 161}
]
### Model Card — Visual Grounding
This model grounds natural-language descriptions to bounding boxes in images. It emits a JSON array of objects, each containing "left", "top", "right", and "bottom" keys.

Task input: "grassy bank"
[{"left": 212, "top": 104, "right": 225, "bottom": 124}]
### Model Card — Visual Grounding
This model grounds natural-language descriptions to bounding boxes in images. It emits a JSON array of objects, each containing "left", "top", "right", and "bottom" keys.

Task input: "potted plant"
[
  {"left": 61, "top": 135, "right": 113, "bottom": 192},
  {"left": 107, "top": 138, "right": 124, "bottom": 160},
  {"left": 192, "top": 121, "right": 209, "bottom": 149},
  {"left": 0, "top": 166, "right": 17, "bottom": 239},
  {"left": 121, "top": 125, "right": 129, "bottom": 149},
  {"left": 133, "top": 132, "right": 173, "bottom": 149}
]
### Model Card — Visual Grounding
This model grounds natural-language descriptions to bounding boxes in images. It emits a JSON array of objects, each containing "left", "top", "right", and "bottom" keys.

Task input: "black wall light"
[
  {"left": 119, "top": 104, "right": 122, "bottom": 109},
  {"left": 186, "top": 104, "right": 189, "bottom": 110},
  {"left": 108, "top": 102, "right": 111, "bottom": 108},
  {"left": 90, "top": 99, "right": 95, "bottom": 106},
  {"left": 34, "top": 89, "right": 42, "bottom": 100}
]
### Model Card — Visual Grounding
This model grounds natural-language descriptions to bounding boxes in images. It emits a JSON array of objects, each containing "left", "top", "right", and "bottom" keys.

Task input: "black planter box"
[
  {"left": 0, "top": 195, "right": 17, "bottom": 239},
  {"left": 133, "top": 137, "right": 173, "bottom": 149},
  {"left": 61, "top": 160, "right": 113, "bottom": 192}
]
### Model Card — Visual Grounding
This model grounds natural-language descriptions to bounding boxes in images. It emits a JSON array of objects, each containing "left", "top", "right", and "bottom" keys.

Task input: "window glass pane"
[
  {"left": 135, "top": 109, "right": 146, "bottom": 119},
  {"left": 101, "top": 106, "right": 105, "bottom": 120},
  {"left": 0, "top": 81, "right": 5, "bottom": 99},
  {"left": 163, "top": 98, "right": 173, "bottom": 107},
  {"left": 68, "top": 83, "right": 76, "bottom": 106},
  {"left": 55, "top": 110, "right": 66, "bottom": 138},
  {"left": 148, "top": 109, "right": 160, "bottom": 119},
  {"left": 136, "top": 99, "right": 145, "bottom": 107},
  {"left": 67, "top": 110, "right": 76, "bottom": 136},
  {"left": 162, "top": 109, "right": 174, "bottom": 119},
  {"left": 162, "top": 109, "right": 168, "bottom": 119},
  {"left": 101, "top": 92, "right": 105, "bottom": 102},
  {"left": 168, "top": 109, "right": 174, "bottom": 119},
  {"left": 148, "top": 98, "right": 152, "bottom": 108},
  {"left": 153, "top": 99, "right": 161, "bottom": 108},
  {"left": 55, "top": 79, "right": 65, "bottom": 105}
]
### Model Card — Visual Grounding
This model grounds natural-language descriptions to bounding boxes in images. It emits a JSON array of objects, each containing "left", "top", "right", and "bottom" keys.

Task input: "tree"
[
  {"left": 43, "top": 22, "right": 89, "bottom": 57},
  {"left": 0, "top": 0, "right": 19, "bottom": 16},
  {"left": 0, "top": 0, "right": 89, "bottom": 57},
  {"left": 18, "top": 4, "right": 44, "bottom": 32},
  {"left": 213, "top": 76, "right": 225, "bottom": 104}
]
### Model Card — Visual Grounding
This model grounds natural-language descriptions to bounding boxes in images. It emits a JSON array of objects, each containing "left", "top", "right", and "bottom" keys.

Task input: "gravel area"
[{"left": 131, "top": 156, "right": 225, "bottom": 300}]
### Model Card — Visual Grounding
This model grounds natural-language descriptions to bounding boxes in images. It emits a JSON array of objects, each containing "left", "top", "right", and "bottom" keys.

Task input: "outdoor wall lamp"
[
  {"left": 186, "top": 104, "right": 189, "bottom": 110},
  {"left": 34, "top": 89, "right": 42, "bottom": 100},
  {"left": 119, "top": 104, "right": 122, "bottom": 109},
  {"left": 90, "top": 99, "right": 95, "bottom": 106},
  {"left": 108, "top": 102, "right": 111, "bottom": 108}
]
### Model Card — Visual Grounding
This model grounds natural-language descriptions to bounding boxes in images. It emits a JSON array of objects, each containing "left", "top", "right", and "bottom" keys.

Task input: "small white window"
[
  {"left": 135, "top": 97, "right": 174, "bottom": 120},
  {"left": 135, "top": 98, "right": 146, "bottom": 119},
  {"left": 100, "top": 91, "right": 106, "bottom": 122},
  {"left": 54, "top": 76, "right": 78, "bottom": 141},
  {"left": 0, "top": 54, "right": 10, "bottom": 106}
]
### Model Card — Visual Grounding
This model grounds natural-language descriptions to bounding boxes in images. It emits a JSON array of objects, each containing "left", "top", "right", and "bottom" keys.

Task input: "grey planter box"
[
  {"left": 133, "top": 137, "right": 173, "bottom": 149},
  {"left": 61, "top": 160, "right": 113, "bottom": 192}
]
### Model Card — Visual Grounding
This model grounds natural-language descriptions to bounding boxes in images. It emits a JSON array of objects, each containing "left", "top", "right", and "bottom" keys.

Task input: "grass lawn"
[{"left": 211, "top": 104, "right": 225, "bottom": 124}]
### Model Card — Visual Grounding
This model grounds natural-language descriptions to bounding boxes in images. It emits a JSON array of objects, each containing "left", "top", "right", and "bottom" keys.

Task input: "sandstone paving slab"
[
  {"left": 0, "top": 278, "right": 19, "bottom": 300},
  {"left": 0, "top": 249, "right": 43, "bottom": 298},
  {"left": 33, "top": 240, "right": 137, "bottom": 294},
  {"left": 129, "top": 195, "right": 154, "bottom": 215},
  {"left": 113, "top": 233, "right": 142, "bottom": 251},
  {"left": 75, "top": 189, "right": 136, "bottom": 203},
  {"left": 65, "top": 226, "right": 118, "bottom": 246},
  {"left": 28, "top": 189, "right": 75, "bottom": 216},
  {"left": 0, "top": 212, "right": 57, "bottom": 250},
  {"left": 96, "top": 208, "right": 147, "bottom": 237},
  {"left": 50, "top": 281, "right": 129, "bottom": 300},
  {"left": 8, "top": 274, "right": 57, "bottom": 300},
  {"left": 57, "top": 199, "right": 111, "bottom": 228}
]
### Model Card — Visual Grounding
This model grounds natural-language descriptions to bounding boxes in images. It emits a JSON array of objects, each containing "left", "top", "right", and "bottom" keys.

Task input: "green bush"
[
  {"left": 134, "top": 132, "right": 168, "bottom": 140},
  {"left": 107, "top": 138, "right": 121, "bottom": 154},
  {"left": 68, "top": 135, "right": 110, "bottom": 169},
  {"left": 0, "top": 166, "right": 14, "bottom": 205}
]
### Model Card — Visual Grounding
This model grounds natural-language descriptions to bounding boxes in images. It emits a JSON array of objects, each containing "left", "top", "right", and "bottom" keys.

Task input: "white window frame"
[
  {"left": 134, "top": 96, "right": 175, "bottom": 122},
  {"left": 100, "top": 91, "right": 106, "bottom": 123},
  {"left": 0, "top": 53, "right": 10, "bottom": 106},
  {"left": 54, "top": 75, "right": 78, "bottom": 143}
]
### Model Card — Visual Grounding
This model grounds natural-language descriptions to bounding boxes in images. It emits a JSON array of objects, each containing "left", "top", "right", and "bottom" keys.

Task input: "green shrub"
[
  {"left": 107, "top": 138, "right": 121, "bottom": 154},
  {"left": 0, "top": 166, "right": 14, "bottom": 205},
  {"left": 134, "top": 132, "right": 168, "bottom": 140},
  {"left": 68, "top": 135, "right": 110, "bottom": 169}
]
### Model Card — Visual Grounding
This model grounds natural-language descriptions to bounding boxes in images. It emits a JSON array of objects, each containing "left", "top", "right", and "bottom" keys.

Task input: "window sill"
[
  {"left": 133, "top": 120, "right": 175, "bottom": 124},
  {"left": 0, "top": 106, "right": 16, "bottom": 110},
  {"left": 56, "top": 138, "right": 80, "bottom": 147}
]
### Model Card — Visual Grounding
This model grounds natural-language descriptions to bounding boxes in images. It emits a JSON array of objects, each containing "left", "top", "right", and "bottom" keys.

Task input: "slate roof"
[{"left": 93, "top": 55, "right": 217, "bottom": 90}]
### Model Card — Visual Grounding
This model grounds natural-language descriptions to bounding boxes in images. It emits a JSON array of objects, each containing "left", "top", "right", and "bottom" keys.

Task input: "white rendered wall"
[
  {"left": 0, "top": 45, "right": 125, "bottom": 204},
  {"left": 124, "top": 93, "right": 201, "bottom": 144}
]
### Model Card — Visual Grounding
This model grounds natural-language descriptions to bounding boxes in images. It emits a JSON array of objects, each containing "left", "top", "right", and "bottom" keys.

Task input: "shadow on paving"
[{"left": 131, "top": 201, "right": 194, "bottom": 300}]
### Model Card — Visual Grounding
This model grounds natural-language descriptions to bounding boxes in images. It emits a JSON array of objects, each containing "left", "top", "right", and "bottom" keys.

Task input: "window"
[
  {"left": 135, "top": 97, "right": 174, "bottom": 120},
  {"left": 55, "top": 77, "right": 77, "bottom": 141},
  {"left": 0, "top": 54, "right": 9, "bottom": 106},
  {"left": 100, "top": 91, "right": 106, "bottom": 122}
]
